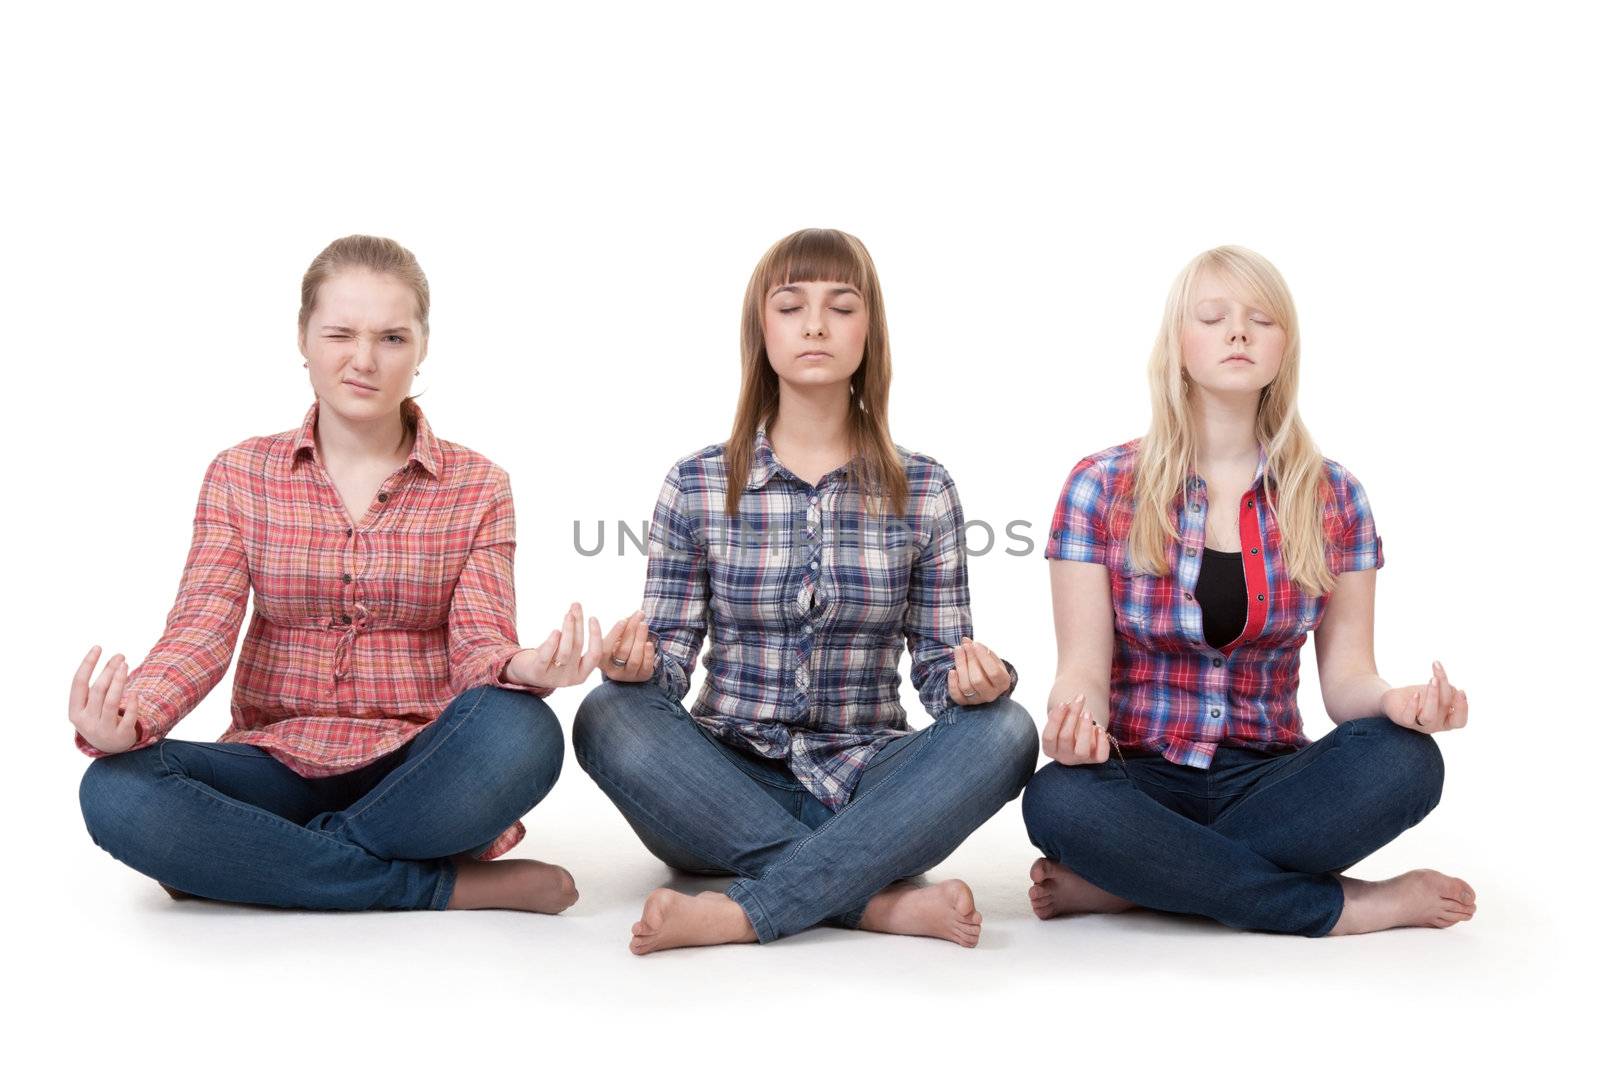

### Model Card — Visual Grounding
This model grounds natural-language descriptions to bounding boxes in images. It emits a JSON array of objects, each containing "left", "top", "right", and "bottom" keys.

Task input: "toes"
[{"left": 1030, "top": 857, "right": 1050, "bottom": 883}]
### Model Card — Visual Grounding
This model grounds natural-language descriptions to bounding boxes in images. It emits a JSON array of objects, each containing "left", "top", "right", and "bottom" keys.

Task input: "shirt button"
[
  {"left": 1247, "top": 499, "right": 1255, "bottom": 508},
  {"left": 341, "top": 613, "right": 352, "bottom": 624},
  {"left": 1184, "top": 593, "right": 1193, "bottom": 601},
  {"left": 1190, "top": 503, "right": 1201, "bottom": 512},
  {"left": 1209, "top": 707, "right": 1223, "bottom": 718},
  {"left": 810, "top": 560, "right": 819, "bottom": 570},
  {"left": 345, "top": 527, "right": 353, "bottom": 537},
  {"left": 1184, "top": 547, "right": 1196, "bottom": 557},
  {"left": 1212, "top": 657, "right": 1223, "bottom": 667},
  {"left": 342, "top": 573, "right": 352, "bottom": 583},
  {"left": 804, "top": 623, "right": 813, "bottom": 633},
  {"left": 1250, "top": 547, "right": 1259, "bottom": 555},
  {"left": 377, "top": 492, "right": 389, "bottom": 503},
  {"left": 1256, "top": 593, "right": 1265, "bottom": 602}
]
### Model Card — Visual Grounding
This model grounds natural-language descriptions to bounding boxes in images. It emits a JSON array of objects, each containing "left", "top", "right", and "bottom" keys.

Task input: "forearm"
[
  {"left": 1050, "top": 665, "right": 1112, "bottom": 727},
  {"left": 1321, "top": 670, "right": 1392, "bottom": 724}
]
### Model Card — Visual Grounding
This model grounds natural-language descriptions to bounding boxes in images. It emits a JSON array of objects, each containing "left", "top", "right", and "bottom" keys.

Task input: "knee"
[
  {"left": 1021, "top": 762, "right": 1104, "bottom": 859},
  {"left": 971, "top": 697, "right": 1040, "bottom": 791},
  {"left": 1335, "top": 716, "right": 1445, "bottom": 812},
  {"left": 458, "top": 687, "right": 566, "bottom": 797},
  {"left": 573, "top": 680, "right": 660, "bottom": 781},
  {"left": 78, "top": 749, "right": 161, "bottom": 856}
]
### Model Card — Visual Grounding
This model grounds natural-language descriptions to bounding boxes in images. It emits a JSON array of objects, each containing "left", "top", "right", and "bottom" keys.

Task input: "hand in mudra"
[
  {"left": 1381, "top": 660, "right": 1469, "bottom": 735},
  {"left": 503, "top": 602, "right": 604, "bottom": 689},
  {"left": 946, "top": 637, "right": 1010, "bottom": 706},
  {"left": 598, "top": 610, "right": 658, "bottom": 683},
  {"left": 69, "top": 646, "right": 140, "bottom": 754}
]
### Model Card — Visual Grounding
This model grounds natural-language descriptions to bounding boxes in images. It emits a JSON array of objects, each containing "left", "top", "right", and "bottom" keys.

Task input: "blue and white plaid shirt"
[{"left": 643, "top": 422, "right": 1018, "bottom": 810}]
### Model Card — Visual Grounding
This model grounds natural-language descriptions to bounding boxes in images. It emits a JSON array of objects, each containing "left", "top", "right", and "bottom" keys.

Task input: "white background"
[{"left": 4, "top": 1, "right": 1593, "bottom": 1062}]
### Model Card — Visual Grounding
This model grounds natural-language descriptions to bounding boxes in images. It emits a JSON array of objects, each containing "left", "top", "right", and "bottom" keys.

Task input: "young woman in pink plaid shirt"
[
  {"left": 70, "top": 235, "right": 608, "bottom": 913},
  {"left": 1024, "top": 246, "right": 1476, "bottom": 936}
]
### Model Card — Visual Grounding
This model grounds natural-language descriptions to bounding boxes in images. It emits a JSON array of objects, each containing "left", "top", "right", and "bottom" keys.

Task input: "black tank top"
[{"left": 1196, "top": 547, "right": 1247, "bottom": 650}]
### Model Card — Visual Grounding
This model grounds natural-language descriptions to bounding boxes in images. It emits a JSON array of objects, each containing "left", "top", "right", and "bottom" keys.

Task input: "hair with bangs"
[
  {"left": 724, "top": 228, "right": 908, "bottom": 518},
  {"left": 1130, "top": 245, "right": 1336, "bottom": 594}
]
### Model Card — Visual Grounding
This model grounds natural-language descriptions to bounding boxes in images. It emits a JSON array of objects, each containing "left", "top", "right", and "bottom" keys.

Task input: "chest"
[
  {"left": 232, "top": 465, "right": 486, "bottom": 629},
  {"left": 702, "top": 483, "right": 925, "bottom": 633},
  {"left": 1104, "top": 487, "right": 1331, "bottom": 652}
]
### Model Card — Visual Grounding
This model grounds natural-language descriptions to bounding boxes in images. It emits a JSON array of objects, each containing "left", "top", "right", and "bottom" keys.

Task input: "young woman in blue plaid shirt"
[{"left": 575, "top": 228, "right": 1038, "bottom": 953}]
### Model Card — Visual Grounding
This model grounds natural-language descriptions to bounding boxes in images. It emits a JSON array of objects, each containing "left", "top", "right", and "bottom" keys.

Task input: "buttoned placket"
[
  {"left": 790, "top": 475, "right": 830, "bottom": 715},
  {"left": 308, "top": 457, "right": 415, "bottom": 699},
  {"left": 1182, "top": 466, "right": 1272, "bottom": 739}
]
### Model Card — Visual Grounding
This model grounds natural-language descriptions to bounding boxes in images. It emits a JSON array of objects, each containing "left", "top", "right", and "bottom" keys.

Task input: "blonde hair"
[
  {"left": 724, "top": 228, "right": 908, "bottom": 518},
  {"left": 298, "top": 235, "right": 431, "bottom": 338},
  {"left": 1130, "top": 245, "right": 1335, "bottom": 594}
]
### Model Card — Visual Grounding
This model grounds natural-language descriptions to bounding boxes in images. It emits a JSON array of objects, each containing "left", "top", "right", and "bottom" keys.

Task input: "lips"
[
  {"left": 342, "top": 379, "right": 380, "bottom": 392},
  {"left": 1222, "top": 354, "right": 1254, "bottom": 364}
]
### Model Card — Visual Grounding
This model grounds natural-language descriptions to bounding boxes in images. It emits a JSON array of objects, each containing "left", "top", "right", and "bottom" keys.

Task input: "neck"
[
  {"left": 1189, "top": 385, "right": 1261, "bottom": 469},
  {"left": 768, "top": 380, "right": 854, "bottom": 454},
  {"left": 315, "top": 399, "right": 412, "bottom": 466}
]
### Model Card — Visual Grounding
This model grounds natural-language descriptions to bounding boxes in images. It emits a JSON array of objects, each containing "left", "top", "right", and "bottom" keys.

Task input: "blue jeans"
[
  {"left": 78, "top": 686, "right": 564, "bottom": 910},
  {"left": 1021, "top": 716, "right": 1445, "bottom": 936},
  {"left": 573, "top": 680, "right": 1038, "bottom": 943}
]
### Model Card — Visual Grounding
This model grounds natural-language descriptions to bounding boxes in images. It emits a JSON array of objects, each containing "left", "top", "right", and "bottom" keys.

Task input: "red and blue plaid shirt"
[
  {"left": 644, "top": 423, "right": 1018, "bottom": 811},
  {"left": 1045, "top": 439, "right": 1383, "bottom": 769}
]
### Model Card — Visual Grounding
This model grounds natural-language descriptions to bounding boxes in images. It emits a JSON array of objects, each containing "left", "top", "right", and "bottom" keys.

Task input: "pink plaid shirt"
[{"left": 76, "top": 400, "right": 550, "bottom": 859}]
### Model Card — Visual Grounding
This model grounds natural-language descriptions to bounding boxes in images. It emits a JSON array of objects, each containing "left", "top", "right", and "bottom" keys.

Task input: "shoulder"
[
  {"left": 892, "top": 443, "right": 957, "bottom": 497},
  {"left": 431, "top": 435, "right": 509, "bottom": 491},
  {"left": 1063, "top": 438, "right": 1141, "bottom": 498},
  {"left": 662, "top": 440, "right": 731, "bottom": 489},
  {"left": 1319, "top": 457, "right": 1372, "bottom": 509}
]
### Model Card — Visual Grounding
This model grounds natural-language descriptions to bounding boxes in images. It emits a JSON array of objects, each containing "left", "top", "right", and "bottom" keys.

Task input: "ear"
[{"left": 416, "top": 333, "right": 429, "bottom": 367}]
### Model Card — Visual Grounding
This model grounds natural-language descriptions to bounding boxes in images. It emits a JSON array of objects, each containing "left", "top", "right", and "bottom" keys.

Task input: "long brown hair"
[{"left": 724, "top": 228, "right": 908, "bottom": 518}]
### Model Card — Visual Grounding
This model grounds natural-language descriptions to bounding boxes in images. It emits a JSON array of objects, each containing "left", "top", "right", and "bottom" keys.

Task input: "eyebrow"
[
  {"left": 318, "top": 325, "right": 413, "bottom": 333},
  {"left": 770, "top": 284, "right": 863, "bottom": 299}
]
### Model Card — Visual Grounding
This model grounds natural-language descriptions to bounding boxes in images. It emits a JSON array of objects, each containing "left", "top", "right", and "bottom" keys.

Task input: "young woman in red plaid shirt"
[
  {"left": 1023, "top": 246, "right": 1475, "bottom": 936},
  {"left": 70, "top": 235, "right": 608, "bottom": 913}
]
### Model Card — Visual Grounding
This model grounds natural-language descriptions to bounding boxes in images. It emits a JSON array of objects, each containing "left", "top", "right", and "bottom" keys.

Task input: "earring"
[
  {"left": 302, "top": 361, "right": 308, "bottom": 368},
  {"left": 413, "top": 369, "right": 420, "bottom": 377}
]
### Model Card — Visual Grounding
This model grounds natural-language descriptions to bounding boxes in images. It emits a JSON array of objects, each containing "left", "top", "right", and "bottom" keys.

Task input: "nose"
[
  {"left": 1228, "top": 316, "right": 1251, "bottom": 345},
  {"left": 352, "top": 337, "right": 379, "bottom": 370},
  {"left": 803, "top": 311, "right": 826, "bottom": 340}
]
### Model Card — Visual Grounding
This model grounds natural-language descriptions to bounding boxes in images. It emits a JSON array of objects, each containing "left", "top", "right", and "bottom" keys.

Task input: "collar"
[
  {"left": 291, "top": 398, "right": 441, "bottom": 478},
  {"left": 746, "top": 420, "right": 782, "bottom": 490}
]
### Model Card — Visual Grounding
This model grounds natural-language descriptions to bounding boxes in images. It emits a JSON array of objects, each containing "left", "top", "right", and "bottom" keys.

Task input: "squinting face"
[
  {"left": 763, "top": 280, "right": 868, "bottom": 389},
  {"left": 299, "top": 269, "right": 427, "bottom": 423},
  {"left": 1180, "top": 271, "right": 1286, "bottom": 396}
]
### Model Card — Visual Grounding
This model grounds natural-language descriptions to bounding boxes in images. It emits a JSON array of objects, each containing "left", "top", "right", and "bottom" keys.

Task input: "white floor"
[{"left": 25, "top": 753, "right": 1580, "bottom": 1063}]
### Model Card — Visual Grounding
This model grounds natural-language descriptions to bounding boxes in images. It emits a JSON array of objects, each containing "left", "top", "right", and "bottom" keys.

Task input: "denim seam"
[
  {"left": 724, "top": 880, "right": 778, "bottom": 943},
  {"left": 431, "top": 859, "right": 458, "bottom": 911}
]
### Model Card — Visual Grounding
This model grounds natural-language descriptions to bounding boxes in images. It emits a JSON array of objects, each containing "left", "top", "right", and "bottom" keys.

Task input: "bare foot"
[
  {"left": 1329, "top": 869, "right": 1476, "bottom": 935},
  {"left": 629, "top": 889, "right": 757, "bottom": 955},
  {"left": 446, "top": 858, "right": 579, "bottom": 913},
  {"left": 1028, "top": 857, "right": 1135, "bottom": 920},
  {"left": 859, "top": 879, "right": 983, "bottom": 948}
]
